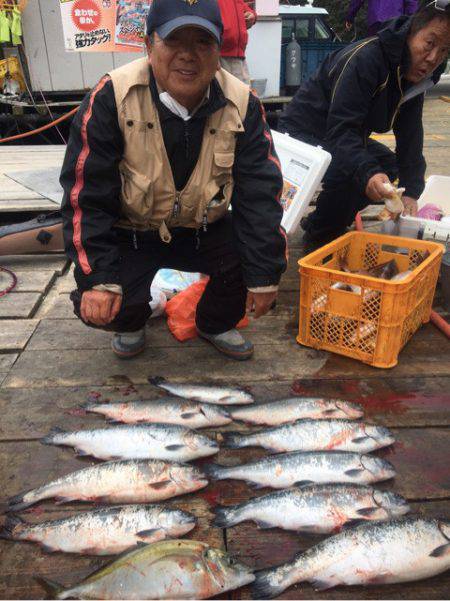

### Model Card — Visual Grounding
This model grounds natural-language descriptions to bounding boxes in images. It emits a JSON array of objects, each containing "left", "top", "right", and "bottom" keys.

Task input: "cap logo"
[{"left": 182, "top": 0, "right": 198, "bottom": 4}]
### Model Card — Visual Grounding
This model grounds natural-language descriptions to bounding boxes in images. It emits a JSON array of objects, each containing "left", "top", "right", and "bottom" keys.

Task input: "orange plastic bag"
[{"left": 165, "top": 278, "right": 249, "bottom": 341}]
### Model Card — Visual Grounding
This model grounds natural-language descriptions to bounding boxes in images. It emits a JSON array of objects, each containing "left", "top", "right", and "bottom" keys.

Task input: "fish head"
[
  {"left": 361, "top": 455, "right": 396, "bottom": 480},
  {"left": 170, "top": 464, "right": 208, "bottom": 491},
  {"left": 363, "top": 424, "right": 395, "bottom": 447},
  {"left": 336, "top": 400, "right": 364, "bottom": 419},
  {"left": 167, "top": 509, "right": 197, "bottom": 535},
  {"left": 185, "top": 431, "right": 219, "bottom": 454},
  {"left": 203, "top": 547, "right": 255, "bottom": 590},
  {"left": 202, "top": 404, "right": 231, "bottom": 425},
  {"left": 438, "top": 520, "right": 450, "bottom": 541},
  {"left": 372, "top": 490, "right": 410, "bottom": 517},
  {"left": 231, "top": 390, "right": 254, "bottom": 405}
]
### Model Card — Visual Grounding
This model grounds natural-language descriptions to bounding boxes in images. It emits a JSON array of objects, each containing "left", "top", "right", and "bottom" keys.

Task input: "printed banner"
[{"left": 59, "top": 0, "right": 150, "bottom": 52}]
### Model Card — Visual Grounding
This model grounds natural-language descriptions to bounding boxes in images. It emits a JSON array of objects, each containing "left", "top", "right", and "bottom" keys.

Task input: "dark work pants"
[
  {"left": 71, "top": 214, "right": 247, "bottom": 335},
  {"left": 298, "top": 135, "right": 399, "bottom": 240}
]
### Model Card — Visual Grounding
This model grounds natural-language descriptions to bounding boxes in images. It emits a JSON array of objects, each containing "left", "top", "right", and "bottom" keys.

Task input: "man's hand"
[
  {"left": 345, "top": 21, "right": 353, "bottom": 31},
  {"left": 81, "top": 289, "right": 122, "bottom": 326},
  {"left": 246, "top": 291, "right": 277, "bottom": 319},
  {"left": 402, "top": 196, "right": 418, "bottom": 217},
  {"left": 365, "top": 173, "right": 393, "bottom": 202},
  {"left": 244, "top": 11, "right": 256, "bottom": 29}
]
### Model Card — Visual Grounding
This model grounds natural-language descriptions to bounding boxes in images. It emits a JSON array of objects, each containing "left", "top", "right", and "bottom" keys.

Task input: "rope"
[
  {"left": 0, "top": 107, "right": 78, "bottom": 143},
  {"left": 0, "top": 266, "right": 18, "bottom": 297}
]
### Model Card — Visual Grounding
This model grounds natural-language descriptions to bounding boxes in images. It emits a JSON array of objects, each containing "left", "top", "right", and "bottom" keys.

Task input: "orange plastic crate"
[{"left": 297, "top": 232, "right": 444, "bottom": 368}]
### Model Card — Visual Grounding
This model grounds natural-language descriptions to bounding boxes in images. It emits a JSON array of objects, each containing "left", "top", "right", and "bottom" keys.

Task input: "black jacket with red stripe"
[{"left": 60, "top": 72, "right": 287, "bottom": 292}]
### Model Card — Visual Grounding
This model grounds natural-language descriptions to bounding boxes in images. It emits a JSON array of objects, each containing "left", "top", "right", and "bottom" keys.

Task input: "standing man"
[
  {"left": 60, "top": 0, "right": 286, "bottom": 361},
  {"left": 218, "top": 0, "right": 257, "bottom": 84},
  {"left": 280, "top": 3, "right": 450, "bottom": 250},
  {"left": 345, "top": 0, "right": 419, "bottom": 36}
]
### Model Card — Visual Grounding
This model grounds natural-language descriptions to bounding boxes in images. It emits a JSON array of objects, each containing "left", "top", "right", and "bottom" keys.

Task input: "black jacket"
[
  {"left": 60, "top": 71, "right": 287, "bottom": 292},
  {"left": 279, "top": 17, "right": 446, "bottom": 199}
]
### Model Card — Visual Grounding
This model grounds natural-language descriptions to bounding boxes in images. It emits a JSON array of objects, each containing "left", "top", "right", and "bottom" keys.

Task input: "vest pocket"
[
  {"left": 212, "top": 151, "right": 235, "bottom": 178},
  {"left": 119, "top": 164, "right": 153, "bottom": 224}
]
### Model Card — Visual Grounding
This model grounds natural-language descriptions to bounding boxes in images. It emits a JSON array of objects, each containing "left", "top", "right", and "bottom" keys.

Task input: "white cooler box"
[
  {"left": 272, "top": 131, "right": 332, "bottom": 235},
  {"left": 399, "top": 175, "right": 450, "bottom": 242}
]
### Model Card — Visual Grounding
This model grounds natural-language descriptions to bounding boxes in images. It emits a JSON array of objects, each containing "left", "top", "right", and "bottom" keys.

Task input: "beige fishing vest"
[{"left": 108, "top": 58, "right": 249, "bottom": 242}]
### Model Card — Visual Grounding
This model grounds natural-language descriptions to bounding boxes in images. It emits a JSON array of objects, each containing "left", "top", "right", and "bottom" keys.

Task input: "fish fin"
[
  {"left": 54, "top": 496, "right": 72, "bottom": 505},
  {"left": 41, "top": 427, "right": 66, "bottom": 445},
  {"left": 344, "top": 468, "right": 364, "bottom": 477},
  {"left": 256, "top": 520, "right": 274, "bottom": 530},
  {"left": 148, "top": 376, "right": 165, "bottom": 386},
  {"left": 165, "top": 444, "right": 185, "bottom": 451},
  {"left": 429, "top": 543, "right": 450, "bottom": 558},
  {"left": 35, "top": 576, "right": 65, "bottom": 599},
  {"left": 0, "top": 514, "right": 26, "bottom": 539},
  {"left": 148, "top": 480, "right": 172, "bottom": 490},
  {"left": 136, "top": 528, "right": 163, "bottom": 541},
  {"left": 252, "top": 569, "right": 286, "bottom": 600},
  {"left": 180, "top": 412, "right": 198, "bottom": 419},
  {"left": 310, "top": 578, "right": 335, "bottom": 591},
  {"left": 6, "top": 489, "right": 36, "bottom": 512},
  {"left": 323, "top": 408, "right": 339, "bottom": 415},
  {"left": 356, "top": 507, "right": 380, "bottom": 516},
  {"left": 293, "top": 480, "right": 315, "bottom": 487},
  {"left": 351, "top": 436, "right": 370, "bottom": 444},
  {"left": 222, "top": 432, "right": 245, "bottom": 449},
  {"left": 342, "top": 519, "right": 366, "bottom": 529},
  {"left": 213, "top": 506, "right": 238, "bottom": 528},
  {"left": 366, "top": 572, "right": 393, "bottom": 585}
]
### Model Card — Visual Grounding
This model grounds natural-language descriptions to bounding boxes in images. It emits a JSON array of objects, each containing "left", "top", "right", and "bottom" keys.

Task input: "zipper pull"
[
  {"left": 132, "top": 229, "right": 138, "bottom": 250},
  {"left": 173, "top": 192, "right": 181, "bottom": 218},
  {"left": 202, "top": 211, "right": 208, "bottom": 232}
]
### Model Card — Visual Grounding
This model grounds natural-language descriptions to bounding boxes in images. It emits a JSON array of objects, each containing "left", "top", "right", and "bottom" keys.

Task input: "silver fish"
[
  {"left": 38, "top": 539, "right": 255, "bottom": 599},
  {"left": 205, "top": 451, "right": 396, "bottom": 489},
  {"left": 83, "top": 398, "right": 232, "bottom": 428},
  {"left": 252, "top": 517, "right": 450, "bottom": 598},
  {"left": 41, "top": 424, "right": 218, "bottom": 462},
  {"left": 0, "top": 505, "right": 196, "bottom": 555},
  {"left": 230, "top": 398, "right": 364, "bottom": 425},
  {"left": 223, "top": 420, "right": 395, "bottom": 454},
  {"left": 6, "top": 460, "right": 208, "bottom": 511},
  {"left": 214, "top": 484, "right": 409, "bottom": 533},
  {"left": 149, "top": 376, "right": 254, "bottom": 404}
]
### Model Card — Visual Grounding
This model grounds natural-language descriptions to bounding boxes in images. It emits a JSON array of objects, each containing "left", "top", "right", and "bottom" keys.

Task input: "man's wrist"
[
  {"left": 92, "top": 283, "right": 123, "bottom": 295},
  {"left": 247, "top": 285, "right": 278, "bottom": 293}
]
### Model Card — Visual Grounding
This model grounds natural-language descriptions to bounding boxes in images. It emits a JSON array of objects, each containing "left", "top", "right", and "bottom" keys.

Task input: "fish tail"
[
  {"left": 35, "top": 576, "right": 66, "bottom": 599},
  {"left": 6, "top": 488, "right": 39, "bottom": 513},
  {"left": 0, "top": 513, "right": 26, "bottom": 539},
  {"left": 252, "top": 567, "right": 288, "bottom": 599},
  {"left": 41, "top": 426, "right": 66, "bottom": 445},
  {"left": 202, "top": 463, "right": 228, "bottom": 481},
  {"left": 148, "top": 376, "right": 165, "bottom": 386},
  {"left": 213, "top": 504, "right": 240, "bottom": 528},
  {"left": 222, "top": 432, "right": 246, "bottom": 449}
]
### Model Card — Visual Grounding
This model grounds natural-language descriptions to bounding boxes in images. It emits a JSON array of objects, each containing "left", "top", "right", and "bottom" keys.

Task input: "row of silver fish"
[
  {"left": 223, "top": 419, "right": 394, "bottom": 454},
  {"left": 84, "top": 393, "right": 364, "bottom": 428},
  {"left": 213, "top": 483, "right": 409, "bottom": 533},
  {"left": 252, "top": 517, "right": 450, "bottom": 597},
  {"left": 1, "top": 505, "right": 196, "bottom": 555},
  {"left": 42, "top": 424, "right": 218, "bottom": 462},
  {"left": 6, "top": 459, "right": 207, "bottom": 512}
]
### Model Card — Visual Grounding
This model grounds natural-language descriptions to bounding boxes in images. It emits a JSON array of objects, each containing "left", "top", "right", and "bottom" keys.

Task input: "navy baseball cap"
[{"left": 146, "top": 0, "right": 223, "bottom": 44}]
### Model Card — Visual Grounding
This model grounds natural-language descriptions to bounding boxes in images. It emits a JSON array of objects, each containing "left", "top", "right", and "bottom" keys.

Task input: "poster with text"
[{"left": 60, "top": 0, "right": 149, "bottom": 52}]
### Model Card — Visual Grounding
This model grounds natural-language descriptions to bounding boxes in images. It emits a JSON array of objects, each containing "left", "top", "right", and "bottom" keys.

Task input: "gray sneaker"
[
  {"left": 197, "top": 328, "right": 254, "bottom": 361},
  {"left": 112, "top": 329, "right": 145, "bottom": 359}
]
